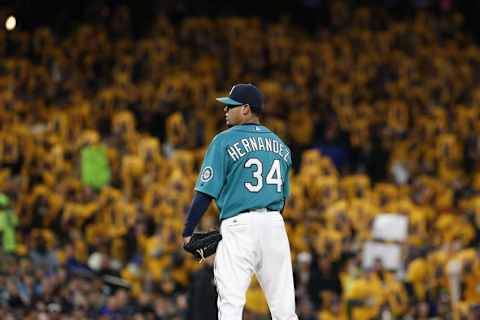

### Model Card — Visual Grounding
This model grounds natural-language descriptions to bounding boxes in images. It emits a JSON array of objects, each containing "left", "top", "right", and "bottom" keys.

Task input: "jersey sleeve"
[
  {"left": 283, "top": 148, "right": 293, "bottom": 199},
  {"left": 194, "top": 136, "right": 227, "bottom": 199}
]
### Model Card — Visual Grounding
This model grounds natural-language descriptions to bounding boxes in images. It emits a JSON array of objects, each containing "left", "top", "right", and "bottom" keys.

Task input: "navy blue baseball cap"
[{"left": 216, "top": 84, "right": 263, "bottom": 113}]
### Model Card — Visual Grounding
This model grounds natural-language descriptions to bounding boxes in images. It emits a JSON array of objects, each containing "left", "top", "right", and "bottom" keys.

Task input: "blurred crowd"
[{"left": 2, "top": 1, "right": 480, "bottom": 319}]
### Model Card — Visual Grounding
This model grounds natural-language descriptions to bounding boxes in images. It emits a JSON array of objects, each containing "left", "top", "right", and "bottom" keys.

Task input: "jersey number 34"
[{"left": 244, "top": 158, "right": 282, "bottom": 193}]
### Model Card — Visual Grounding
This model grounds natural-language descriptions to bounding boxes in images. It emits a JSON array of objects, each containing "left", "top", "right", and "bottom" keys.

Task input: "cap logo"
[{"left": 229, "top": 86, "right": 236, "bottom": 95}]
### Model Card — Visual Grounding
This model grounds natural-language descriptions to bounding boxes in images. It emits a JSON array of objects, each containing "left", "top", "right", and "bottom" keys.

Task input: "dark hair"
[{"left": 249, "top": 104, "right": 262, "bottom": 116}]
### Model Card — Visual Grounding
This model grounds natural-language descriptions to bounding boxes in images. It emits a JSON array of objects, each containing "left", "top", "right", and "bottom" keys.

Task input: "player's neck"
[{"left": 239, "top": 116, "right": 260, "bottom": 125}]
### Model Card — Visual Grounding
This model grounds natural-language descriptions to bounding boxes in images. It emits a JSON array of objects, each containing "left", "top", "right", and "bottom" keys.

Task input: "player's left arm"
[
  {"left": 182, "top": 191, "right": 213, "bottom": 243},
  {"left": 194, "top": 135, "right": 228, "bottom": 198},
  {"left": 183, "top": 135, "right": 228, "bottom": 243}
]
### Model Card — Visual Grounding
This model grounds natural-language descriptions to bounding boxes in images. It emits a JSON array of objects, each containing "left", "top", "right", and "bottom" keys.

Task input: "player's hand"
[
  {"left": 184, "top": 236, "right": 191, "bottom": 245},
  {"left": 183, "top": 231, "right": 222, "bottom": 262}
]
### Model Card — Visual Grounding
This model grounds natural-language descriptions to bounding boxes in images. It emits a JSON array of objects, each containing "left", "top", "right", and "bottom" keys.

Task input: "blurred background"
[{"left": 2, "top": 0, "right": 480, "bottom": 319}]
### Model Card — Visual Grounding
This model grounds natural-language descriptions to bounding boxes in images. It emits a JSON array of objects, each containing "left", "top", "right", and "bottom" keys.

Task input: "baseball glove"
[{"left": 184, "top": 230, "right": 222, "bottom": 262}]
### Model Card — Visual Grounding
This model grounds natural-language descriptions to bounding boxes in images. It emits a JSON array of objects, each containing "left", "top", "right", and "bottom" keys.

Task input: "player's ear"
[{"left": 242, "top": 104, "right": 251, "bottom": 116}]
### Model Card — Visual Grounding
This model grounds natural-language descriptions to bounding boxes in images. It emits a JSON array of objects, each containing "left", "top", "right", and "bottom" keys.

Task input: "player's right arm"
[{"left": 281, "top": 144, "right": 292, "bottom": 209}]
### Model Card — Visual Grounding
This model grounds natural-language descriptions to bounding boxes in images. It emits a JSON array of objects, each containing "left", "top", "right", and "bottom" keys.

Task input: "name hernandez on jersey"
[{"left": 226, "top": 136, "right": 290, "bottom": 162}]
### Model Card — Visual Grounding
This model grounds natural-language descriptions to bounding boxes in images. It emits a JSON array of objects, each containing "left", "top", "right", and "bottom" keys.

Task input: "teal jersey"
[{"left": 195, "top": 124, "right": 292, "bottom": 220}]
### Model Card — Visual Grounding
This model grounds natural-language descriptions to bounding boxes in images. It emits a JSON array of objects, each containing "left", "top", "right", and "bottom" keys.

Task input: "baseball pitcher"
[{"left": 183, "top": 83, "right": 298, "bottom": 320}]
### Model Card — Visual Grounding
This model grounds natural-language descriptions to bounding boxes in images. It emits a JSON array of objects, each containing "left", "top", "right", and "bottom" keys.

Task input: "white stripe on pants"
[{"left": 214, "top": 210, "right": 298, "bottom": 320}]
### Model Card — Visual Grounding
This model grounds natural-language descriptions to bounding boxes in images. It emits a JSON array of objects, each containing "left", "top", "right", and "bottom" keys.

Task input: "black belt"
[{"left": 239, "top": 208, "right": 277, "bottom": 214}]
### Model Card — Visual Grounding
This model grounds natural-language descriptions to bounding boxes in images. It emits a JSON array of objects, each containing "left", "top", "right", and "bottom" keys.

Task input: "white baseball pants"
[{"left": 214, "top": 209, "right": 298, "bottom": 320}]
